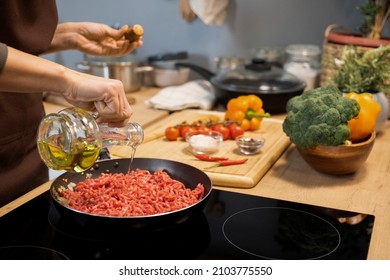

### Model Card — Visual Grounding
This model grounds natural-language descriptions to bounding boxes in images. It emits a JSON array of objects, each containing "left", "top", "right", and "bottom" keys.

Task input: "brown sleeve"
[{"left": 0, "top": 43, "right": 8, "bottom": 74}]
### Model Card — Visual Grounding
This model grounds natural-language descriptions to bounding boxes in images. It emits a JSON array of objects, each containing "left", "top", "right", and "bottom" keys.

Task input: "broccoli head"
[{"left": 282, "top": 86, "right": 360, "bottom": 149}]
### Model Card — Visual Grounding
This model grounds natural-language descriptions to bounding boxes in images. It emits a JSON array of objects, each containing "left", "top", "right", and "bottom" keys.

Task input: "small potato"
[{"left": 125, "top": 24, "right": 144, "bottom": 42}]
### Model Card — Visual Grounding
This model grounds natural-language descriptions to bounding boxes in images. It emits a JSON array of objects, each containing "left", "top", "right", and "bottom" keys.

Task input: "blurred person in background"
[{"left": 0, "top": 0, "right": 142, "bottom": 207}]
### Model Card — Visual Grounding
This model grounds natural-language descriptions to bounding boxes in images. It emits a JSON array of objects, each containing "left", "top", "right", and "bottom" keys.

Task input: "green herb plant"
[{"left": 332, "top": 45, "right": 390, "bottom": 93}]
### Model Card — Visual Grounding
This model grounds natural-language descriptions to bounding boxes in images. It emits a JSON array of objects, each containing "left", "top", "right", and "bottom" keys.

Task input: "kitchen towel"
[
  {"left": 189, "top": 0, "right": 229, "bottom": 26},
  {"left": 145, "top": 80, "right": 215, "bottom": 111}
]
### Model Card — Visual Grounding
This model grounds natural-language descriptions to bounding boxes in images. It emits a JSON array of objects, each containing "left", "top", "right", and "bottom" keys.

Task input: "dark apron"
[{"left": 0, "top": 0, "right": 58, "bottom": 207}]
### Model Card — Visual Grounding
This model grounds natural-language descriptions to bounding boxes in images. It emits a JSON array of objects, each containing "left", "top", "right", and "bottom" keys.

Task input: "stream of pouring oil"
[{"left": 127, "top": 146, "right": 137, "bottom": 174}]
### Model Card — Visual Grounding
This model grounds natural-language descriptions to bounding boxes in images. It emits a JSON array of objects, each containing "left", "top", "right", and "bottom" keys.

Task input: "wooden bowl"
[{"left": 297, "top": 132, "right": 376, "bottom": 175}]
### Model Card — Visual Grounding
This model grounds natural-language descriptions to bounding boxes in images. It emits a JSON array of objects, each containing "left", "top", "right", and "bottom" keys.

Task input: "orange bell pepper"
[
  {"left": 224, "top": 95, "right": 270, "bottom": 131},
  {"left": 344, "top": 92, "right": 381, "bottom": 142}
]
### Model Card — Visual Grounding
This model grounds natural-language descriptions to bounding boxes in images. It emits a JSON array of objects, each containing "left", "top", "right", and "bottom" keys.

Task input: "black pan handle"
[
  {"left": 98, "top": 147, "right": 111, "bottom": 160},
  {"left": 175, "top": 62, "right": 215, "bottom": 80}
]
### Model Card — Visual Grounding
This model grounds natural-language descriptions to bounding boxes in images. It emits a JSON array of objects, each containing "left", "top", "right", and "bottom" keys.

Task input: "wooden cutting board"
[{"left": 110, "top": 109, "right": 291, "bottom": 188}]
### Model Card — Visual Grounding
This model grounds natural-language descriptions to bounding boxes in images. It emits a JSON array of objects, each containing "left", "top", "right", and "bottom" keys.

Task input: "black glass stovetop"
[{"left": 0, "top": 189, "right": 374, "bottom": 260}]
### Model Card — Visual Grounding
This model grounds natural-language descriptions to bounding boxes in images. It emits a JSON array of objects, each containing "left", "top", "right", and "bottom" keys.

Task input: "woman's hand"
[
  {"left": 47, "top": 22, "right": 143, "bottom": 56},
  {"left": 62, "top": 69, "right": 133, "bottom": 127}
]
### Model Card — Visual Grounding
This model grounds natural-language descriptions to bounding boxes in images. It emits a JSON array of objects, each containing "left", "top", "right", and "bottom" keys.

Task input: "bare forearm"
[
  {"left": 0, "top": 45, "right": 133, "bottom": 126},
  {"left": 44, "top": 22, "right": 87, "bottom": 53},
  {"left": 0, "top": 46, "right": 69, "bottom": 94}
]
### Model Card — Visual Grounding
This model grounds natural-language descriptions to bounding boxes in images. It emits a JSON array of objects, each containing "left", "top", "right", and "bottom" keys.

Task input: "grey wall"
[{"left": 45, "top": 0, "right": 387, "bottom": 70}]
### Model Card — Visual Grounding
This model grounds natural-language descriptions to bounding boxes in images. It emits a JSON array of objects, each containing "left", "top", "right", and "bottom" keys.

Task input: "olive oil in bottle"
[
  {"left": 37, "top": 140, "right": 101, "bottom": 172},
  {"left": 37, "top": 107, "right": 144, "bottom": 172}
]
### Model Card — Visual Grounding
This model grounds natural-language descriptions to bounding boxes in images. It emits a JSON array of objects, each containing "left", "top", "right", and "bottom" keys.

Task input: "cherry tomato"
[
  {"left": 196, "top": 125, "right": 211, "bottom": 135},
  {"left": 178, "top": 124, "right": 188, "bottom": 137},
  {"left": 211, "top": 124, "right": 230, "bottom": 140},
  {"left": 165, "top": 126, "right": 180, "bottom": 141},
  {"left": 177, "top": 122, "right": 190, "bottom": 135},
  {"left": 228, "top": 123, "right": 245, "bottom": 139},
  {"left": 180, "top": 126, "right": 196, "bottom": 139},
  {"left": 191, "top": 120, "right": 203, "bottom": 130}
]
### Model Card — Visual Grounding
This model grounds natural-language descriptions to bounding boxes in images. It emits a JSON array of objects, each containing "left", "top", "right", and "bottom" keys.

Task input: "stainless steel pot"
[
  {"left": 147, "top": 51, "right": 190, "bottom": 87},
  {"left": 76, "top": 55, "right": 153, "bottom": 93}
]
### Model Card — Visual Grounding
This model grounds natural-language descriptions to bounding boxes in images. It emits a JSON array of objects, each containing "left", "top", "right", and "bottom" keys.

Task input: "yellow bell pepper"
[
  {"left": 344, "top": 92, "right": 381, "bottom": 142},
  {"left": 224, "top": 95, "right": 270, "bottom": 131}
]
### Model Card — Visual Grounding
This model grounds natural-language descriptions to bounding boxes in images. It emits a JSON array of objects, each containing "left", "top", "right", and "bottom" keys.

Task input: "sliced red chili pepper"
[
  {"left": 205, "top": 158, "right": 248, "bottom": 169},
  {"left": 218, "top": 159, "right": 248, "bottom": 166},
  {"left": 195, "top": 154, "right": 229, "bottom": 162}
]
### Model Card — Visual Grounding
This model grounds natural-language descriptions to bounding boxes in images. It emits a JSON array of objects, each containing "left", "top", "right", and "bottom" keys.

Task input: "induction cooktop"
[{"left": 0, "top": 189, "right": 374, "bottom": 260}]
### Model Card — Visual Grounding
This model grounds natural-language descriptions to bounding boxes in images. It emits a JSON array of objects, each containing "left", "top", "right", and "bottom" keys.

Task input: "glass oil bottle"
[{"left": 37, "top": 107, "right": 144, "bottom": 172}]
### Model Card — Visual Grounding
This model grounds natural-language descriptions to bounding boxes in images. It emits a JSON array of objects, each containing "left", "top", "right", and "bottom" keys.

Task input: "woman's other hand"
[{"left": 47, "top": 22, "right": 143, "bottom": 56}]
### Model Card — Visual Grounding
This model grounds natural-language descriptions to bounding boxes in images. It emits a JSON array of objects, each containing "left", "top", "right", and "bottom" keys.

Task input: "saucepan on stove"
[
  {"left": 76, "top": 54, "right": 154, "bottom": 93},
  {"left": 50, "top": 158, "right": 212, "bottom": 230},
  {"left": 147, "top": 51, "right": 191, "bottom": 87},
  {"left": 175, "top": 58, "right": 306, "bottom": 113}
]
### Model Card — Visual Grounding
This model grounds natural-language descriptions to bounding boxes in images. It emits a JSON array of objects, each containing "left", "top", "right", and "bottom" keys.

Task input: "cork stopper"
[{"left": 125, "top": 24, "right": 144, "bottom": 42}]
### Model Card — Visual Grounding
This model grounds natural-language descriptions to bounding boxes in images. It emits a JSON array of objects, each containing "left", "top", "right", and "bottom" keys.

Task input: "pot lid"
[
  {"left": 83, "top": 53, "right": 139, "bottom": 63},
  {"left": 211, "top": 59, "right": 306, "bottom": 94},
  {"left": 148, "top": 51, "right": 189, "bottom": 70},
  {"left": 148, "top": 51, "right": 188, "bottom": 63}
]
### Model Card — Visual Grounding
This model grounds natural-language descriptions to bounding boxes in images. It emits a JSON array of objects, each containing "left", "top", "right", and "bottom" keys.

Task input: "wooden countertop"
[
  {"left": 2, "top": 94, "right": 390, "bottom": 259},
  {"left": 215, "top": 121, "right": 390, "bottom": 260}
]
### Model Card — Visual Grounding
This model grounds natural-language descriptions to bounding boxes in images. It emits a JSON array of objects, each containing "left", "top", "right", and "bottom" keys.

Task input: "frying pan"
[
  {"left": 50, "top": 158, "right": 212, "bottom": 230},
  {"left": 175, "top": 59, "right": 306, "bottom": 113}
]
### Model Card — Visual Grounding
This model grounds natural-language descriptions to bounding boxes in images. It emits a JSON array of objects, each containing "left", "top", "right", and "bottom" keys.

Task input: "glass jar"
[
  {"left": 37, "top": 107, "right": 144, "bottom": 172},
  {"left": 284, "top": 44, "right": 321, "bottom": 90}
]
